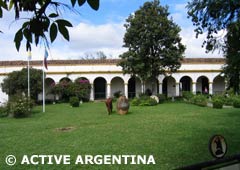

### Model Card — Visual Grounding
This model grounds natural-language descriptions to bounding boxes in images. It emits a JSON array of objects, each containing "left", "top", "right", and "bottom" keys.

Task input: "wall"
[{"left": 0, "top": 58, "right": 226, "bottom": 102}]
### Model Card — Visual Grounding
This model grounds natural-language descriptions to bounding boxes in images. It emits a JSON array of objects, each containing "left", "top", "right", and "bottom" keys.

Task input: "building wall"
[
  {"left": 111, "top": 77, "right": 125, "bottom": 97},
  {"left": 0, "top": 76, "right": 8, "bottom": 105},
  {"left": 213, "top": 76, "right": 225, "bottom": 94},
  {"left": 167, "top": 77, "right": 176, "bottom": 97},
  {"left": 0, "top": 58, "right": 226, "bottom": 102}
]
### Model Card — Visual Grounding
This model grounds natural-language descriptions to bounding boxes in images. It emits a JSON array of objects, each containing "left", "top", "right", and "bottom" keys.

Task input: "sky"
[{"left": 0, "top": 0, "right": 223, "bottom": 61}]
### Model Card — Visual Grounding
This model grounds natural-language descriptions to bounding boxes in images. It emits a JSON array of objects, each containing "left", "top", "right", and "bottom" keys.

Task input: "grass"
[{"left": 0, "top": 102, "right": 240, "bottom": 170}]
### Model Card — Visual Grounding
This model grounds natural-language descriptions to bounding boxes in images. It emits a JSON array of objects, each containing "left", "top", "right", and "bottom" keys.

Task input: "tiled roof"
[
  {"left": 182, "top": 58, "right": 225, "bottom": 64},
  {"left": 0, "top": 58, "right": 225, "bottom": 66}
]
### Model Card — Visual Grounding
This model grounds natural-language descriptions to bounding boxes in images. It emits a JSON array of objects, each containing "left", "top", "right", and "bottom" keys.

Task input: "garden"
[{"left": 0, "top": 92, "right": 240, "bottom": 170}]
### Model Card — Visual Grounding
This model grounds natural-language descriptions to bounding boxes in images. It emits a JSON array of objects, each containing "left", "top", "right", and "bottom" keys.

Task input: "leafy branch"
[{"left": 0, "top": 0, "right": 99, "bottom": 51}]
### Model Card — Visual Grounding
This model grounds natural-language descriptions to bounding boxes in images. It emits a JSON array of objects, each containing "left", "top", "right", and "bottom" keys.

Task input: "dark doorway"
[
  {"left": 180, "top": 76, "right": 192, "bottom": 91},
  {"left": 94, "top": 77, "right": 106, "bottom": 99},
  {"left": 128, "top": 77, "right": 136, "bottom": 98},
  {"left": 162, "top": 78, "right": 168, "bottom": 95},
  {"left": 202, "top": 77, "right": 209, "bottom": 94}
]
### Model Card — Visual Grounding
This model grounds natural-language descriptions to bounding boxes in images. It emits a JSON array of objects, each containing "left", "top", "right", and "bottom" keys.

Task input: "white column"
[
  {"left": 209, "top": 82, "right": 213, "bottom": 95},
  {"left": 124, "top": 83, "right": 128, "bottom": 98},
  {"left": 192, "top": 82, "right": 196, "bottom": 94},
  {"left": 159, "top": 83, "right": 163, "bottom": 94},
  {"left": 225, "top": 80, "right": 228, "bottom": 90},
  {"left": 175, "top": 82, "right": 180, "bottom": 96},
  {"left": 141, "top": 83, "right": 144, "bottom": 94},
  {"left": 107, "top": 83, "right": 111, "bottom": 98},
  {"left": 90, "top": 83, "right": 94, "bottom": 101}
]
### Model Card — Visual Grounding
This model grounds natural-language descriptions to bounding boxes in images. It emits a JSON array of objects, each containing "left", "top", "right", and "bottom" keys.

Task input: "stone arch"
[
  {"left": 180, "top": 76, "right": 192, "bottom": 92},
  {"left": 94, "top": 77, "right": 107, "bottom": 99},
  {"left": 162, "top": 76, "right": 176, "bottom": 97},
  {"left": 196, "top": 76, "right": 209, "bottom": 94},
  {"left": 111, "top": 77, "right": 124, "bottom": 97},
  {"left": 45, "top": 78, "right": 55, "bottom": 93},
  {"left": 44, "top": 78, "right": 55, "bottom": 101},
  {"left": 128, "top": 77, "right": 142, "bottom": 98},
  {"left": 59, "top": 77, "right": 72, "bottom": 83},
  {"left": 45, "top": 75, "right": 58, "bottom": 84},
  {"left": 74, "top": 77, "right": 90, "bottom": 83},
  {"left": 213, "top": 75, "right": 225, "bottom": 94}
]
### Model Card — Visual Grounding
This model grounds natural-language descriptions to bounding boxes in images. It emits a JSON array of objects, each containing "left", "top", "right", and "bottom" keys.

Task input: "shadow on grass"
[{"left": 107, "top": 110, "right": 134, "bottom": 116}]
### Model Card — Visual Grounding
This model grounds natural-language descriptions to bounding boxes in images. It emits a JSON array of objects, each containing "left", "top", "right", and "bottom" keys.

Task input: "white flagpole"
[
  {"left": 43, "top": 48, "right": 49, "bottom": 113},
  {"left": 27, "top": 50, "right": 32, "bottom": 111},
  {"left": 42, "top": 61, "right": 45, "bottom": 113},
  {"left": 27, "top": 50, "right": 31, "bottom": 99}
]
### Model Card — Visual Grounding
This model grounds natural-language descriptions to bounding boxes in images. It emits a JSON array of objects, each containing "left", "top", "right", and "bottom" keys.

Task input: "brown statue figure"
[{"left": 105, "top": 98, "right": 113, "bottom": 115}]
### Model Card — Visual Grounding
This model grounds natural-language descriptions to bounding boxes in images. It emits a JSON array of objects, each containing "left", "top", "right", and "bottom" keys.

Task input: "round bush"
[
  {"left": 233, "top": 98, "right": 240, "bottom": 108},
  {"left": 139, "top": 98, "right": 158, "bottom": 106},
  {"left": 13, "top": 102, "right": 30, "bottom": 118},
  {"left": 131, "top": 95, "right": 158, "bottom": 107},
  {"left": 182, "top": 91, "right": 194, "bottom": 101},
  {"left": 212, "top": 98, "right": 224, "bottom": 109},
  {"left": 223, "top": 97, "right": 234, "bottom": 106},
  {"left": 131, "top": 98, "right": 140, "bottom": 106},
  {"left": 69, "top": 97, "right": 79, "bottom": 107},
  {"left": 147, "top": 98, "right": 158, "bottom": 106},
  {"left": 9, "top": 97, "right": 33, "bottom": 118},
  {"left": 139, "top": 95, "right": 150, "bottom": 100},
  {"left": 191, "top": 95, "right": 207, "bottom": 107},
  {"left": 157, "top": 94, "right": 166, "bottom": 104}
]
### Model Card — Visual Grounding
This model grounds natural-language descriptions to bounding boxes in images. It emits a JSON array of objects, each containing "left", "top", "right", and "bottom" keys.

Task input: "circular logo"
[
  {"left": 5, "top": 155, "right": 16, "bottom": 166},
  {"left": 209, "top": 135, "right": 227, "bottom": 159}
]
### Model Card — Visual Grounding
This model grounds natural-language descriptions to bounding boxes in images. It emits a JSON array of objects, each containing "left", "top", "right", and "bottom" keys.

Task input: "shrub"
[
  {"left": 138, "top": 93, "right": 147, "bottom": 98},
  {"left": 212, "top": 98, "right": 224, "bottom": 109},
  {"left": 69, "top": 96, "right": 79, "bottom": 107},
  {"left": 182, "top": 91, "right": 194, "bottom": 101},
  {"left": 139, "top": 98, "right": 158, "bottom": 106},
  {"left": 7, "top": 95, "right": 33, "bottom": 118},
  {"left": 131, "top": 96, "right": 158, "bottom": 106},
  {"left": 0, "top": 105, "right": 8, "bottom": 117},
  {"left": 225, "top": 88, "right": 235, "bottom": 97},
  {"left": 131, "top": 98, "right": 141, "bottom": 106},
  {"left": 173, "top": 96, "right": 184, "bottom": 101},
  {"left": 147, "top": 98, "right": 158, "bottom": 106},
  {"left": 157, "top": 94, "right": 166, "bottom": 104},
  {"left": 223, "top": 96, "right": 234, "bottom": 106},
  {"left": 233, "top": 97, "right": 240, "bottom": 108},
  {"left": 113, "top": 91, "right": 122, "bottom": 98},
  {"left": 191, "top": 95, "right": 207, "bottom": 107},
  {"left": 52, "top": 78, "right": 91, "bottom": 102}
]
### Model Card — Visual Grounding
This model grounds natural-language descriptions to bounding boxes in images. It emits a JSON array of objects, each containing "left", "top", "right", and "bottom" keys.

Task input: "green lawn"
[{"left": 0, "top": 102, "right": 240, "bottom": 170}]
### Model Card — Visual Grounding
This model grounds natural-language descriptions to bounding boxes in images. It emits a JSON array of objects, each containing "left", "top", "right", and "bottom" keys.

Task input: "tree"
[
  {"left": 187, "top": 0, "right": 240, "bottom": 52},
  {"left": 51, "top": 78, "right": 91, "bottom": 102},
  {"left": 187, "top": 0, "right": 240, "bottom": 94},
  {"left": 223, "top": 22, "right": 240, "bottom": 94},
  {"left": 118, "top": 0, "right": 185, "bottom": 92},
  {"left": 1, "top": 68, "right": 43, "bottom": 101},
  {"left": 96, "top": 51, "right": 107, "bottom": 59},
  {"left": 0, "top": 0, "right": 99, "bottom": 51}
]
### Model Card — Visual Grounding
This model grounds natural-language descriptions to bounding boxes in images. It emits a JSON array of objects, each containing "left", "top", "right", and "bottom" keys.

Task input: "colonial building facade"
[{"left": 0, "top": 58, "right": 226, "bottom": 103}]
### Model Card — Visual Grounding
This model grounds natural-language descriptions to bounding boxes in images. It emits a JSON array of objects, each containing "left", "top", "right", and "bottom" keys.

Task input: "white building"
[{"left": 0, "top": 58, "right": 226, "bottom": 102}]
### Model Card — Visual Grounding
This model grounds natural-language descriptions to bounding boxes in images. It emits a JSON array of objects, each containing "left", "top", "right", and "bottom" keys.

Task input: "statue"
[
  {"left": 105, "top": 97, "right": 113, "bottom": 115},
  {"left": 116, "top": 95, "right": 129, "bottom": 115}
]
